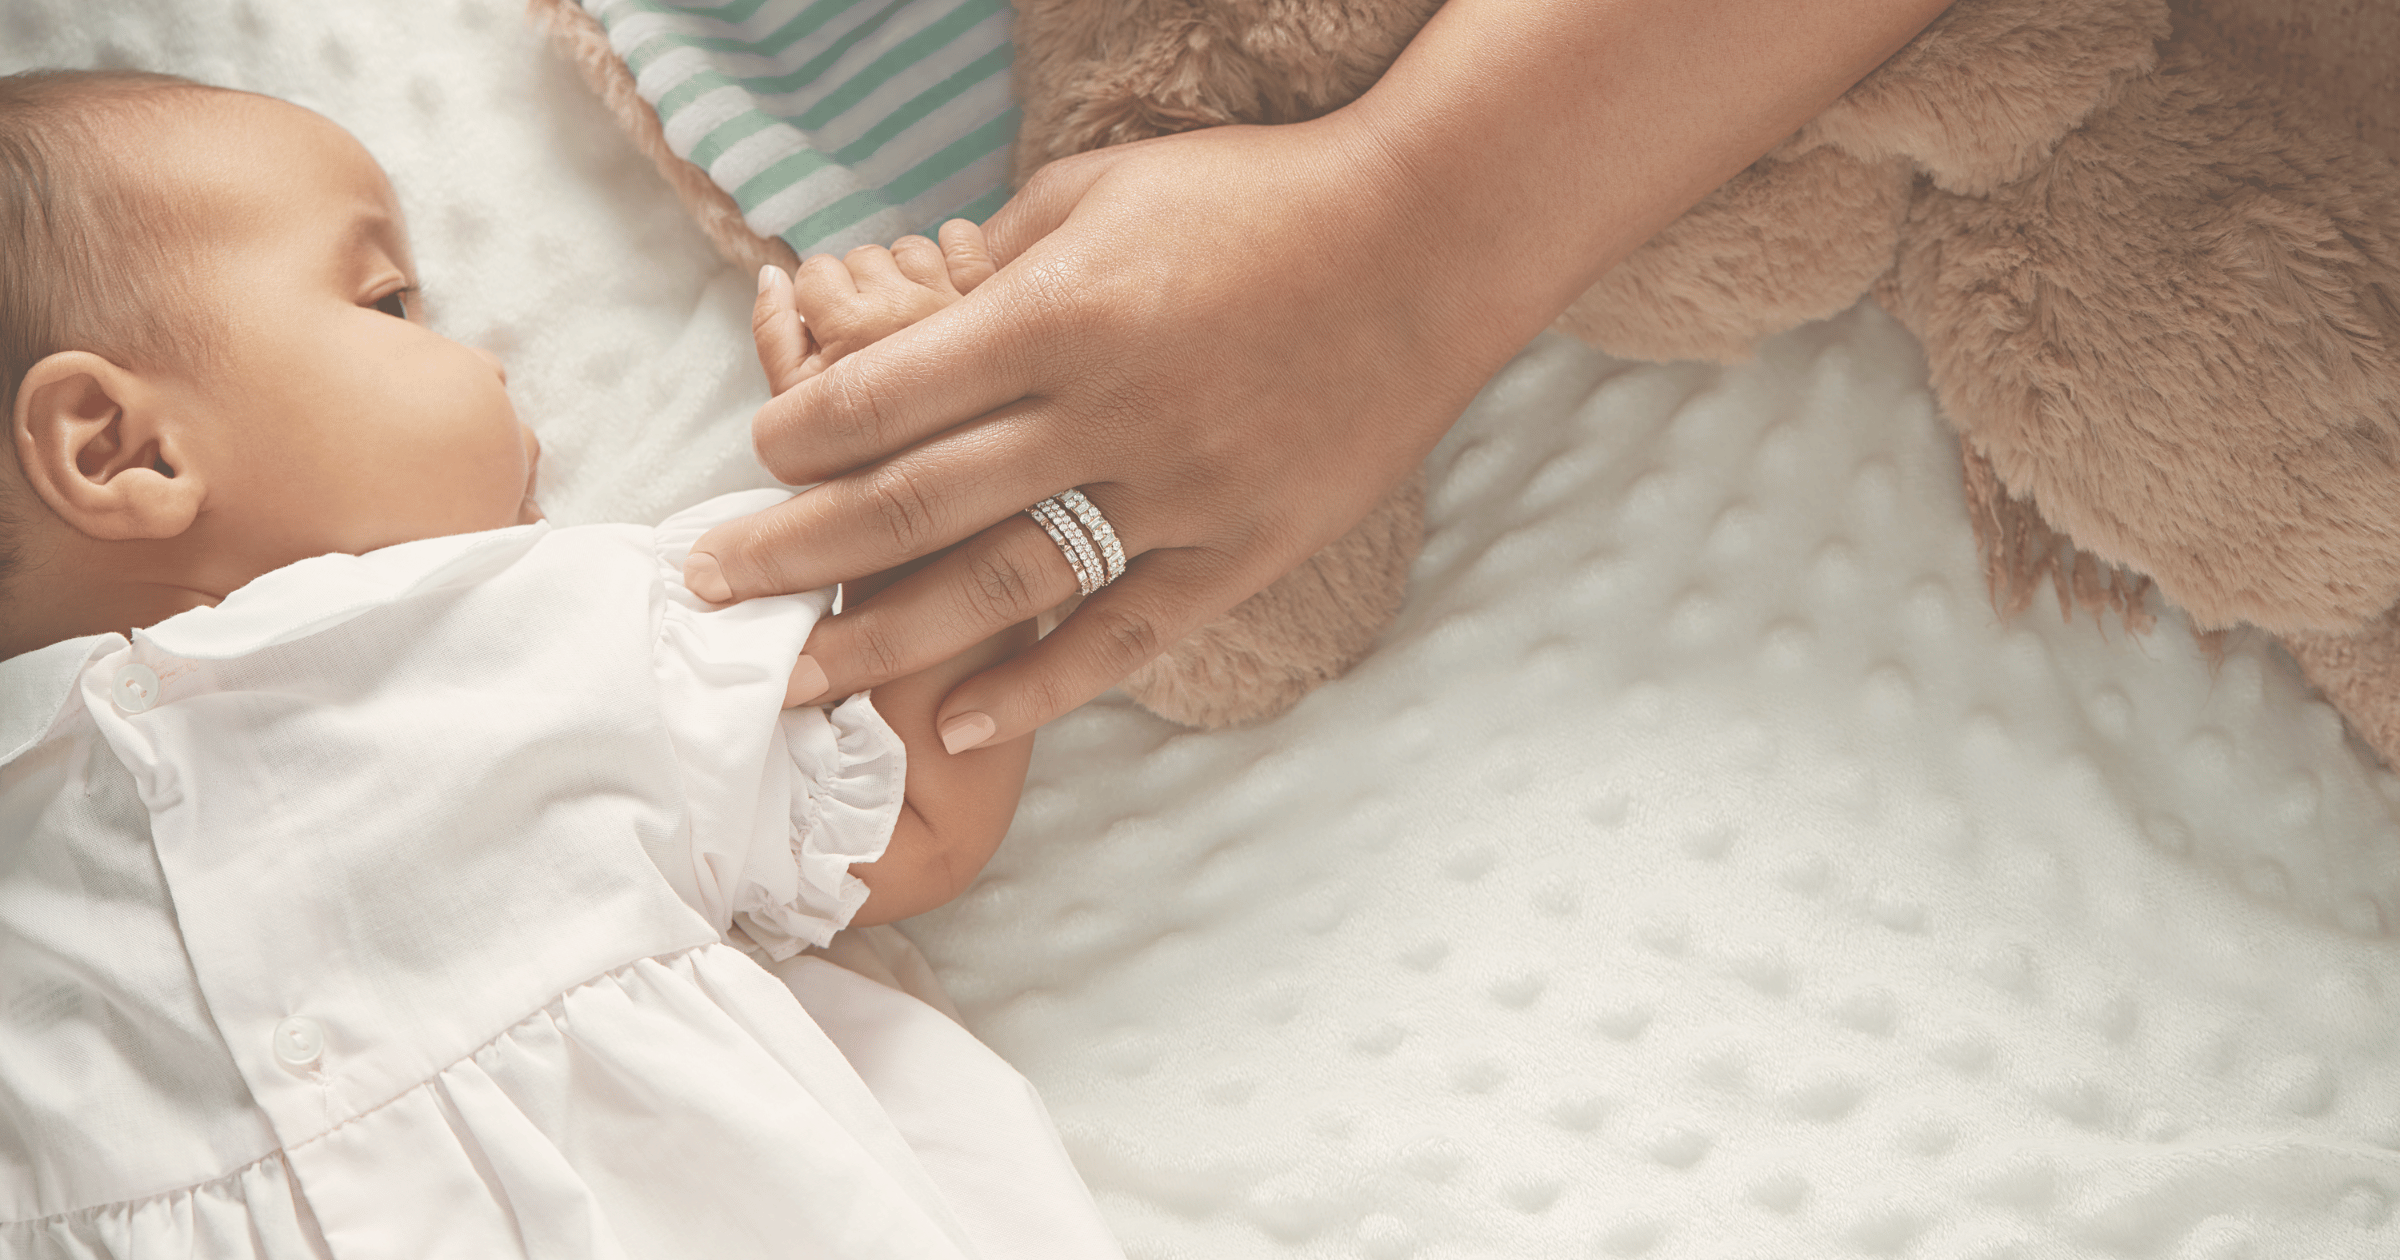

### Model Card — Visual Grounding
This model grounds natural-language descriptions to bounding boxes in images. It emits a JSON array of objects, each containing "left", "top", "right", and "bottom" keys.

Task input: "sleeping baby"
[{"left": 0, "top": 69, "right": 1120, "bottom": 1258}]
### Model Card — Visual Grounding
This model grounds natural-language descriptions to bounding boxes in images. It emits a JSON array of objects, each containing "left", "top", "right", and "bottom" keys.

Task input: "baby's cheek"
[
  {"left": 470, "top": 403, "right": 535, "bottom": 532},
  {"left": 429, "top": 423, "right": 531, "bottom": 537}
]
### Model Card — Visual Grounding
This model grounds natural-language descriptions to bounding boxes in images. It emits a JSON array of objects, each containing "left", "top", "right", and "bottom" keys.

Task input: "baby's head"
[{"left": 1, "top": 70, "right": 538, "bottom": 659}]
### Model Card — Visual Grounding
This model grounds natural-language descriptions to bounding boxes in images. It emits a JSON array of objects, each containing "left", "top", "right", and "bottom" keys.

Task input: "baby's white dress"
[{"left": 0, "top": 490, "right": 1121, "bottom": 1260}]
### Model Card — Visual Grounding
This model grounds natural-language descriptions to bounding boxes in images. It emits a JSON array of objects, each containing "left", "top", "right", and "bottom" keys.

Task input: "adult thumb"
[{"left": 980, "top": 147, "right": 1122, "bottom": 269}]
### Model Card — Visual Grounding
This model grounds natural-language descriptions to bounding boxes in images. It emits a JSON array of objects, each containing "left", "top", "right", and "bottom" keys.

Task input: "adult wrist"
[
  {"left": 1320, "top": 0, "right": 1956, "bottom": 373},
  {"left": 1288, "top": 102, "right": 1566, "bottom": 393}
]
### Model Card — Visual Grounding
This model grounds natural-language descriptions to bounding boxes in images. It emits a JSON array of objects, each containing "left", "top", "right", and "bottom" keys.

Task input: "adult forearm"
[{"left": 1344, "top": 0, "right": 1954, "bottom": 365}]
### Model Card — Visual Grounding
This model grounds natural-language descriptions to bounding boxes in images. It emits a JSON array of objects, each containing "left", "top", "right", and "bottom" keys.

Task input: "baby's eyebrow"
[{"left": 343, "top": 207, "right": 413, "bottom": 272}]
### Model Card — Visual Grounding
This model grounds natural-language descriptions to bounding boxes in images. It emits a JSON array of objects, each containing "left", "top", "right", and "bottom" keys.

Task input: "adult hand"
[
  {"left": 686, "top": 0, "right": 1955, "bottom": 754},
  {"left": 693, "top": 118, "right": 1506, "bottom": 753}
]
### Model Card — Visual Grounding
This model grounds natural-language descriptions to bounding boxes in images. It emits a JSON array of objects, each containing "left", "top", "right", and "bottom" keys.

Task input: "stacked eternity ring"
[{"left": 1026, "top": 488, "right": 1126, "bottom": 596}]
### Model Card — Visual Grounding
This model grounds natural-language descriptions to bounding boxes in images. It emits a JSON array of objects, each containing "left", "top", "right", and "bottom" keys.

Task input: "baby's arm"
[{"left": 752, "top": 226, "right": 1027, "bottom": 924}]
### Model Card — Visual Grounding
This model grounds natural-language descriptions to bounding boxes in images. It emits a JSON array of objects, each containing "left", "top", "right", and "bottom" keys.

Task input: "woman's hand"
[
  {"left": 698, "top": 118, "right": 1507, "bottom": 753},
  {"left": 689, "top": 0, "right": 1955, "bottom": 754}
]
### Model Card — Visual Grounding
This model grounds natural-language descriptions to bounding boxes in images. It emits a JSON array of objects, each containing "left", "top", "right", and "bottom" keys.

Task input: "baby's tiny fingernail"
[
  {"left": 685, "top": 553, "right": 733, "bottom": 603},
  {"left": 939, "top": 711, "right": 997, "bottom": 755},
  {"left": 787, "top": 654, "right": 828, "bottom": 706},
  {"left": 757, "top": 264, "right": 783, "bottom": 294}
]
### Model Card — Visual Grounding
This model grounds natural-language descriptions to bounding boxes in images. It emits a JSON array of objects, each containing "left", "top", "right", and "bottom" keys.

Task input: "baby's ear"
[{"left": 13, "top": 351, "right": 204, "bottom": 541}]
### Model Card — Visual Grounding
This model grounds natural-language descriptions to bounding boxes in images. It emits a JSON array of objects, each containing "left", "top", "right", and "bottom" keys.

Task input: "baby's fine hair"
[
  {"left": 0, "top": 68, "right": 229, "bottom": 583},
  {"left": 0, "top": 67, "right": 229, "bottom": 412}
]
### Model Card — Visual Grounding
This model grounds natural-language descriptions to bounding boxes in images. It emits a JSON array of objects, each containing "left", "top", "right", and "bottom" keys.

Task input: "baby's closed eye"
[{"left": 371, "top": 287, "right": 416, "bottom": 320}]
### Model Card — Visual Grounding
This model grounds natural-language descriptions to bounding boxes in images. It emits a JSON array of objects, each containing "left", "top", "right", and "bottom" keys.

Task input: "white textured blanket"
[{"left": 12, "top": 2, "right": 2400, "bottom": 1257}]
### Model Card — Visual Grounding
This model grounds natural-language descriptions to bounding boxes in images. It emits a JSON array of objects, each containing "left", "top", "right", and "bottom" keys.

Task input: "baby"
[{"left": 0, "top": 70, "right": 1118, "bottom": 1258}]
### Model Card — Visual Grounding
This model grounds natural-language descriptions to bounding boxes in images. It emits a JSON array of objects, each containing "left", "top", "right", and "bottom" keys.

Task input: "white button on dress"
[
  {"left": 110, "top": 662, "right": 159, "bottom": 713},
  {"left": 271, "top": 1017, "right": 324, "bottom": 1073}
]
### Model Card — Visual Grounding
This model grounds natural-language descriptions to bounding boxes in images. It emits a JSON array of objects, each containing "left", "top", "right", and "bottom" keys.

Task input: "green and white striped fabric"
[{"left": 581, "top": 0, "right": 1018, "bottom": 258}]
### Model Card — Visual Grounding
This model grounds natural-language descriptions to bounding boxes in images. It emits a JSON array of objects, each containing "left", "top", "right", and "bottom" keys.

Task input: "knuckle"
[
  {"left": 727, "top": 516, "right": 800, "bottom": 593},
  {"left": 815, "top": 364, "right": 892, "bottom": 446},
  {"left": 1012, "top": 668, "right": 1075, "bottom": 727},
  {"left": 961, "top": 549, "right": 1041, "bottom": 621},
  {"left": 847, "top": 616, "right": 910, "bottom": 681},
  {"left": 941, "top": 228, "right": 982, "bottom": 256},
  {"left": 859, "top": 463, "right": 942, "bottom": 552},
  {"left": 1083, "top": 602, "right": 1164, "bottom": 666}
]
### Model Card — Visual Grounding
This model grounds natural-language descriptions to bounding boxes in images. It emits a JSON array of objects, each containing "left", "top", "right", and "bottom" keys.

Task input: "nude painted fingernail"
[
  {"left": 938, "top": 711, "right": 997, "bottom": 755},
  {"left": 787, "top": 654, "right": 828, "bottom": 705},
  {"left": 684, "top": 553, "right": 733, "bottom": 603}
]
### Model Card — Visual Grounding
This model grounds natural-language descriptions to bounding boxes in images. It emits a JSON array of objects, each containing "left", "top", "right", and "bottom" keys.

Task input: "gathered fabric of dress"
[{"left": 0, "top": 490, "right": 1121, "bottom": 1260}]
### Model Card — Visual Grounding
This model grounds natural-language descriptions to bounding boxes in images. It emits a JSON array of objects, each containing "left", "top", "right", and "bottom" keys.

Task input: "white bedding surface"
[
  {"left": 15, "top": 3, "right": 2400, "bottom": 1257},
  {"left": 918, "top": 317, "right": 2400, "bottom": 1258}
]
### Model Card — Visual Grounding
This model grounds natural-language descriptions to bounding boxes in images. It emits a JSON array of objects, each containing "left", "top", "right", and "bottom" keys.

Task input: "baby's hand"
[{"left": 752, "top": 218, "right": 995, "bottom": 393}]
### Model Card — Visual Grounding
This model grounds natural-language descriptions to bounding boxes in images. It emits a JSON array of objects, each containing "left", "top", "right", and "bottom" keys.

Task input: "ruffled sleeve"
[{"left": 647, "top": 491, "right": 908, "bottom": 958}]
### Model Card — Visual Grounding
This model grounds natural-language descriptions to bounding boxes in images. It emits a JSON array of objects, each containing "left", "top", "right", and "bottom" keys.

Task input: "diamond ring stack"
[{"left": 1026, "top": 488, "right": 1126, "bottom": 595}]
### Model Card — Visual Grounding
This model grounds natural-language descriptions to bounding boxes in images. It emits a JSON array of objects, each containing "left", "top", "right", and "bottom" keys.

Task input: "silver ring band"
[
  {"left": 1025, "top": 490, "right": 1123, "bottom": 596},
  {"left": 1054, "top": 488, "right": 1126, "bottom": 583},
  {"left": 1027, "top": 500, "right": 1098, "bottom": 594},
  {"left": 1034, "top": 498, "right": 1102, "bottom": 593}
]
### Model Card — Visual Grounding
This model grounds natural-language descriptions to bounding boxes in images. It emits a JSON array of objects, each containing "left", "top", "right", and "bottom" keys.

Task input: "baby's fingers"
[
  {"left": 751, "top": 265, "right": 813, "bottom": 393},
  {"left": 842, "top": 243, "right": 908, "bottom": 291},
  {"left": 891, "top": 235, "right": 957, "bottom": 295},
  {"left": 938, "top": 219, "right": 995, "bottom": 294}
]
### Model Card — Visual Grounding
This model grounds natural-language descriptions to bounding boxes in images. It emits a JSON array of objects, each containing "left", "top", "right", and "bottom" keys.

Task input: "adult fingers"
[
  {"left": 789, "top": 510, "right": 1091, "bottom": 703},
  {"left": 932, "top": 547, "right": 1252, "bottom": 753},
  {"left": 692, "top": 400, "right": 1085, "bottom": 602},
  {"left": 889, "top": 235, "right": 956, "bottom": 294},
  {"left": 750, "top": 265, "right": 811, "bottom": 393}
]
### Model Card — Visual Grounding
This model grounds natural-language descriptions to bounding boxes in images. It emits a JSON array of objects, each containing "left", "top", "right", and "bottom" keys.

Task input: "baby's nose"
[{"left": 474, "top": 346, "right": 508, "bottom": 384}]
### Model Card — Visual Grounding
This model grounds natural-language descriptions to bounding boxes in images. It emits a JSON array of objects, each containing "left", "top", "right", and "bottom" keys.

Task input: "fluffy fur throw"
[{"left": 537, "top": 0, "right": 2400, "bottom": 764}]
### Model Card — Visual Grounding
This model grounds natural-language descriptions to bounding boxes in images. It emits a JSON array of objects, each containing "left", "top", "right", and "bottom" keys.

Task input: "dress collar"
[
  {"left": 0, "top": 635, "right": 120, "bottom": 767},
  {"left": 0, "top": 521, "right": 550, "bottom": 770}
]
